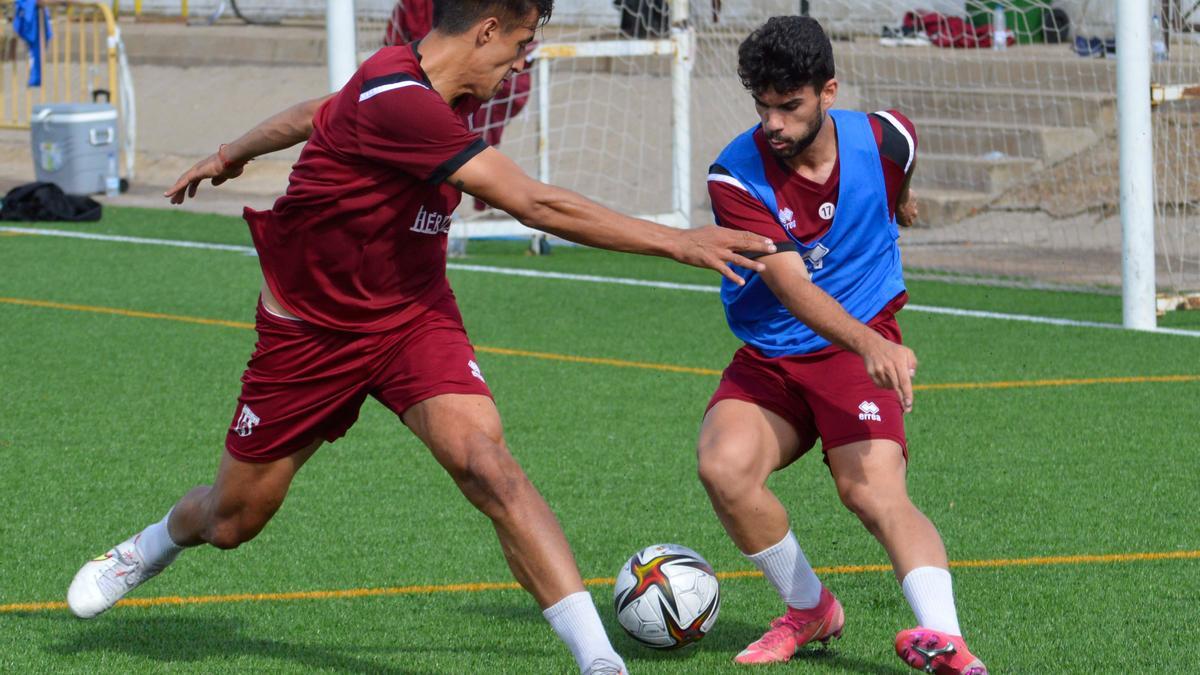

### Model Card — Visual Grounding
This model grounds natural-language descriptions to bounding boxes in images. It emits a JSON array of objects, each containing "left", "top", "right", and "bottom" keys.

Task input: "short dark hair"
[
  {"left": 432, "top": 0, "right": 554, "bottom": 34},
  {"left": 737, "top": 16, "right": 834, "bottom": 96}
]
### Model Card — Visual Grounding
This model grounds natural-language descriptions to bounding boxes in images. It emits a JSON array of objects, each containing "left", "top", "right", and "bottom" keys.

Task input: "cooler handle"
[
  {"left": 89, "top": 127, "right": 115, "bottom": 146},
  {"left": 32, "top": 108, "right": 52, "bottom": 132}
]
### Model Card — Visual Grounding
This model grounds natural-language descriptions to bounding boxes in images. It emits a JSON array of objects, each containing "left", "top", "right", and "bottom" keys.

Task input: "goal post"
[
  {"left": 326, "top": 0, "right": 357, "bottom": 92},
  {"left": 1116, "top": 0, "right": 1157, "bottom": 330}
]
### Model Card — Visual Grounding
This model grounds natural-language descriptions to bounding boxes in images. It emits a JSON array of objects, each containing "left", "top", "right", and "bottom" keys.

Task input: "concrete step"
[
  {"left": 118, "top": 20, "right": 329, "bottom": 66},
  {"left": 913, "top": 119, "right": 1099, "bottom": 163},
  {"left": 905, "top": 188, "right": 992, "bottom": 227},
  {"left": 913, "top": 153, "right": 1040, "bottom": 193},
  {"left": 832, "top": 41, "right": 1119, "bottom": 92},
  {"left": 860, "top": 84, "right": 1116, "bottom": 132}
]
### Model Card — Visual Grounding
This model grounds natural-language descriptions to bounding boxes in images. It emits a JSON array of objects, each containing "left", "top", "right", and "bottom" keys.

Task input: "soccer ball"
[{"left": 612, "top": 543, "right": 721, "bottom": 649}]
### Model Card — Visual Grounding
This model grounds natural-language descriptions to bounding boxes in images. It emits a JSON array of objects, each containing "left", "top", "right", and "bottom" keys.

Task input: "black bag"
[
  {"left": 1044, "top": 7, "right": 1070, "bottom": 44},
  {"left": 0, "top": 182, "right": 102, "bottom": 222}
]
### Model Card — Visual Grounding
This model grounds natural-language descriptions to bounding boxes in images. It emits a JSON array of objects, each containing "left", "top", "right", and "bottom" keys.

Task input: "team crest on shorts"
[{"left": 234, "top": 404, "right": 261, "bottom": 437}]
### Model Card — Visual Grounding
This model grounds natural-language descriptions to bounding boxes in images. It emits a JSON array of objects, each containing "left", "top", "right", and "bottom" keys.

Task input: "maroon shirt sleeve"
[
  {"left": 708, "top": 176, "right": 789, "bottom": 242},
  {"left": 868, "top": 109, "right": 918, "bottom": 220},
  {"left": 356, "top": 81, "right": 486, "bottom": 182}
]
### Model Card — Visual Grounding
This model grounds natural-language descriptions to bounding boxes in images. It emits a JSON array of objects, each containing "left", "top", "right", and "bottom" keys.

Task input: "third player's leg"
[
  {"left": 697, "top": 399, "right": 803, "bottom": 554},
  {"left": 826, "top": 440, "right": 948, "bottom": 580},
  {"left": 402, "top": 393, "right": 584, "bottom": 608},
  {"left": 167, "top": 440, "right": 322, "bottom": 550}
]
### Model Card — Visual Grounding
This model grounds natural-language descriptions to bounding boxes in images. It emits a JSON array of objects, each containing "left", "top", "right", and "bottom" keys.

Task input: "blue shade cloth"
[{"left": 14, "top": 0, "right": 53, "bottom": 87}]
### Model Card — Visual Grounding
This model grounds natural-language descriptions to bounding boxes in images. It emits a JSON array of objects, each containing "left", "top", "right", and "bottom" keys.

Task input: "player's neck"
[
  {"left": 782, "top": 115, "right": 837, "bottom": 179},
  {"left": 414, "top": 32, "right": 476, "bottom": 105}
]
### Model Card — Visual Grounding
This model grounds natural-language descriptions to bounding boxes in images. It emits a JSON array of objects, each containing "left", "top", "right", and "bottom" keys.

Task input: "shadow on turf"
[
  {"left": 37, "top": 613, "right": 440, "bottom": 674},
  {"left": 612, "top": 616, "right": 903, "bottom": 674}
]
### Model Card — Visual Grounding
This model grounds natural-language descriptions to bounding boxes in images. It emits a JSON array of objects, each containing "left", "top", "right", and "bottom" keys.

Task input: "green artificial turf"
[{"left": 1, "top": 208, "right": 1197, "bottom": 672}]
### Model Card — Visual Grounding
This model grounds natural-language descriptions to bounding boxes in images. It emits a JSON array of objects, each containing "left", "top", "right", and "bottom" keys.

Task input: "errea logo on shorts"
[
  {"left": 234, "top": 404, "right": 261, "bottom": 437},
  {"left": 468, "top": 360, "right": 485, "bottom": 383},
  {"left": 858, "top": 400, "right": 882, "bottom": 422}
]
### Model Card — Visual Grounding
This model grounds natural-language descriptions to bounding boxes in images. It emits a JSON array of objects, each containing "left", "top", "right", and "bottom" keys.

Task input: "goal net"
[
  {"left": 128, "top": 0, "right": 1200, "bottom": 293},
  {"left": 365, "top": 0, "right": 1200, "bottom": 292}
]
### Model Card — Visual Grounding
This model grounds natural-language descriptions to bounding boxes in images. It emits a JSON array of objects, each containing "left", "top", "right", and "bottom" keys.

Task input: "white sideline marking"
[{"left": 4, "top": 226, "right": 1199, "bottom": 338}]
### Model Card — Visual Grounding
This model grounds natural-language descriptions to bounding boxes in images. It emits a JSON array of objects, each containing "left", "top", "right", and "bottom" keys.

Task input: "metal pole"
[
  {"left": 537, "top": 57, "right": 551, "bottom": 184},
  {"left": 1117, "top": 0, "right": 1158, "bottom": 330},
  {"left": 530, "top": 57, "right": 552, "bottom": 254},
  {"left": 671, "top": 0, "right": 693, "bottom": 227},
  {"left": 326, "top": 0, "right": 357, "bottom": 92}
]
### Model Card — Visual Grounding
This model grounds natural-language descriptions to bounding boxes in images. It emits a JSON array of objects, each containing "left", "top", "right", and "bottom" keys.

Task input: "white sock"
[
  {"left": 745, "top": 530, "right": 822, "bottom": 610},
  {"left": 134, "top": 511, "right": 185, "bottom": 568},
  {"left": 542, "top": 591, "right": 625, "bottom": 674},
  {"left": 901, "top": 566, "right": 962, "bottom": 636}
]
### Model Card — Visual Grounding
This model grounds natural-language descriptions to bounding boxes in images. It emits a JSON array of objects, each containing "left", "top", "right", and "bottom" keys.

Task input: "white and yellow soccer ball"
[{"left": 612, "top": 543, "right": 721, "bottom": 649}]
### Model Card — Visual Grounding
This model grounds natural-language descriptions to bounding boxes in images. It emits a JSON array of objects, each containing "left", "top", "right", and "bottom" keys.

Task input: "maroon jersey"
[
  {"left": 245, "top": 42, "right": 486, "bottom": 333},
  {"left": 708, "top": 110, "right": 917, "bottom": 243}
]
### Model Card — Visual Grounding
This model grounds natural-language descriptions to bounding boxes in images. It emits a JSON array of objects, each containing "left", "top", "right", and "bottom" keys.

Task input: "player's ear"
[
  {"left": 476, "top": 17, "right": 501, "bottom": 47},
  {"left": 821, "top": 78, "right": 838, "bottom": 108}
]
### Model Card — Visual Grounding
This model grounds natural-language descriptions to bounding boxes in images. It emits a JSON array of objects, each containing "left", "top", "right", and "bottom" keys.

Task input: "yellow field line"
[
  {"left": 4, "top": 549, "right": 1196, "bottom": 614},
  {"left": 0, "top": 297, "right": 254, "bottom": 331},
  {"left": 2, "top": 296, "right": 1198, "bottom": 391},
  {"left": 475, "top": 345, "right": 722, "bottom": 376}
]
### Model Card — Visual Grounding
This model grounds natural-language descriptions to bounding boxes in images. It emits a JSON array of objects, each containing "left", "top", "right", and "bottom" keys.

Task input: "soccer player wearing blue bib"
[{"left": 697, "top": 17, "right": 987, "bottom": 674}]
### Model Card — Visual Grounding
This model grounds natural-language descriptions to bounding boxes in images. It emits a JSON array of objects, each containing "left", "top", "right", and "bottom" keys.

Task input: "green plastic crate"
[{"left": 966, "top": 0, "right": 1046, "bottom": 44}]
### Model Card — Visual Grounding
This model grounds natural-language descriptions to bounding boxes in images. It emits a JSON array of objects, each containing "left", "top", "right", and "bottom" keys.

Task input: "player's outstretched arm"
[
  {"left": 164, "top": 94, "right": 333, "bottom": 204},
  {"left": 759, "top": 251, "right": 918, "bottom": 412},
  {"left": 448, "top": 148, "right": 775, "bottom": 285}
]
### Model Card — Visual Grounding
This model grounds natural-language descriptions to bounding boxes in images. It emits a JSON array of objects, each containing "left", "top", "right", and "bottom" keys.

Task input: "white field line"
[{"left": 5, "top": 226, "right": 1199, "bottom": 338}]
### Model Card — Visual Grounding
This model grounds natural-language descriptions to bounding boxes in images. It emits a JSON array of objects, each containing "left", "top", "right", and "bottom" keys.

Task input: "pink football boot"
[
  {"left": 734, "top": 587, "right": 844, "bottom": 665},
  {"left": 895, "top": 627, "right": 988, "bottom": 674}
]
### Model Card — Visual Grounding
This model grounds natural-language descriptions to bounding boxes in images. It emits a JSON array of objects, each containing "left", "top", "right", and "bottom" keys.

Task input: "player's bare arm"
[
  {"left": 449, "top": 147, "right": 776, "bottom": 285},
  {"left": 165, "top": 94, "right": 333, "bottom": 204},
  {"left": 897, "top": 158, "right": 918, "bottom": 228},
  {"left": 757, "top": 249, "right": 918, "bottom": 411}
]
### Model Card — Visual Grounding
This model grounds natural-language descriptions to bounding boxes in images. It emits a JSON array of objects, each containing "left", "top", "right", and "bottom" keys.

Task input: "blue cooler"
[{"left": 30, "top": 103, "right": 119, "bottom": 195}]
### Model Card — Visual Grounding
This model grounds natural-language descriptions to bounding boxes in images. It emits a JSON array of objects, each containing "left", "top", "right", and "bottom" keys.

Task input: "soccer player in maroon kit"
[
  {"left": 64, "top": 2, "right": 773, "bottom": 673},
  {"left": 697, "top": 17, "right": 987, "bottom": 674}
]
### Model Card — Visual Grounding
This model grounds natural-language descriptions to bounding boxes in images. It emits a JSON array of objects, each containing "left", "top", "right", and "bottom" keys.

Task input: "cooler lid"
[{"left": 32, "top": 103, "right": 117, "bottom": 123}]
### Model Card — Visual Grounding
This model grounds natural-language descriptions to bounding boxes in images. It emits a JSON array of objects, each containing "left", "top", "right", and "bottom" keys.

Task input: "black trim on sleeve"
[
  {"left": 871, "top": 112, "right": 912, "bottom": 171},
  {"left": 429, "top": 138, "right": 489, "bottom": 184},
  {"left": 708, "top": 163, "right": 732, "bottom": 176},
  {"left": 742, "top": 241, "right": 799, "bottom": 259},
  {"left": 360, "top": 72, "right": 421, "bottom": 96}
]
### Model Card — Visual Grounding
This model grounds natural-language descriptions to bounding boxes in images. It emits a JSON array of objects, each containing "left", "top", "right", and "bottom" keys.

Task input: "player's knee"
[
  {"left": 445, "top": 433, "right": 528, "bottom": 517},
  {"left": 697, "top": 441, "right": 757, "bottom": 502},
  {"left": 835, "top": 481, "right": 888, "bottom": 527}
]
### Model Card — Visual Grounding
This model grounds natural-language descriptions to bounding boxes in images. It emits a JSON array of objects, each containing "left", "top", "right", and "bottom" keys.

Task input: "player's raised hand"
[
  {"left": 861, "top": 338, "right": 918, "bottom": 413},
  {"left": 164, "top": 146, "right": 247, "bottom": 204},
  {"left": 674, "top": 226, "right": 776, "bottom": 286}
]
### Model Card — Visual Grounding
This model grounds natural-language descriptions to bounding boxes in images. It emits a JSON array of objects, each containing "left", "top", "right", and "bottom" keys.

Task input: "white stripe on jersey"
[
  {"left": 359, "top": 80, "right": 427, "bottom": 103},
  {"left": 874, "top": 110, "right": 915, "bottom": 174},
  {"left": 707, "top": 173, "right": 749, "bottom": 192}
]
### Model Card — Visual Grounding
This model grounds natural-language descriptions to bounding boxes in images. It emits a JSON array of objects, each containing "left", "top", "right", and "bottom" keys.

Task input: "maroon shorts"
[
  {"left": 707, "top": 314, "right": 907, "bottom": 462},
  {"left": 226, "top": 292, "right": 492, "bottom": 462}
]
